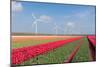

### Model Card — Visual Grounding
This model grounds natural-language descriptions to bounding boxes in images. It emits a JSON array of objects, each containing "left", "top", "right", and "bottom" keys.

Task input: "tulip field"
[
  {"left": 11, "top": 35, "right": 96, "bottom": 66},
  {"left": 87, "top": 36, "right": 96, "bottom": 47}
]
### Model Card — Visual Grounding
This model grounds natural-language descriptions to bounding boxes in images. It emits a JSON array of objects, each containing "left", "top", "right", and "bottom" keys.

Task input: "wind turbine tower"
[{"left": 54, "top": 23, "right": 60, "bottom": 35}]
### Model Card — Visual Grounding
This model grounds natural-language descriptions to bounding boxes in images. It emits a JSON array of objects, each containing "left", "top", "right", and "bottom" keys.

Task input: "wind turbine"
[
  {"left": 64, "top": 22, "right": 74, "bottom": 34},
  {"left": 53, "top": 23, "right": 60, "bottom": 35},
  {"left": 32, "top": 13, "right": 38, "bottom": 34},
  {"left": 32, "top": 13, "right": 50, "bottom": 34},
  {"left": 53, "top": 23, "right": 66, "bottom": 35}
]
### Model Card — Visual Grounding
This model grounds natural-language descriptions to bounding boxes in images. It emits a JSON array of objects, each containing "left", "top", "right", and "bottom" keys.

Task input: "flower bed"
[{"left": 12, "top": 36, "right": 82, "bottom": 65}]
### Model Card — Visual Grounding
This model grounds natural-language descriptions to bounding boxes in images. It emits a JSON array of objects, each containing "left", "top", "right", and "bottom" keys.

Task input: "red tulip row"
[
  {"left": 87, "top": 35, "right": 96, "bottom": 46},
  {"left": 12, "top": 36, "right": 83, "bottom": 65}
]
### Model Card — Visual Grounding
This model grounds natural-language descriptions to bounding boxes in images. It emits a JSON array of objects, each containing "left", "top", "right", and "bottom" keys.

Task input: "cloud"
[
  {"left": 64, "top": 10, "right": 92, "bottom": 20},
  {"left": 75, "top": 11, "right": 92, "bottom": 19},
  {"left": 66, "top": 22, "right": 74, "bottom": 27},
  {"left": 64, "top": 22, "right": 75, "bottom": 34},
  {"left": 12, "top": 1, "right": 23, "bottom": 12},
  {"left": 32, "top": 13, "right": 52, "bottom": 23},
  {"left": 76, "top": 13, "right": 87, "bottom": 18},
  {"left": 32, "top": 14, "right": 52, "bottom": 28},
  {"left": 39, "top": 15, "right": 52, "bottom": 23}
]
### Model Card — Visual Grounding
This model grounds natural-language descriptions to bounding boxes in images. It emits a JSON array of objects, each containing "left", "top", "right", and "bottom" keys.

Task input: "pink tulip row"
[
  {"left": 12, "top": 36, "right": 83, "bottom": 65},
  {"left": 88, "top": 35, "right": 95, "bottom": 39},
  {"left": 87, "top": 35, "right": 96, "bottom": 46}
]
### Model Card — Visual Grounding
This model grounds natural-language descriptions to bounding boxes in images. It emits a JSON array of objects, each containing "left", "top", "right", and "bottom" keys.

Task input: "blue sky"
[{"left": 12, "top": 1, "right": 96, "bottom": 34}]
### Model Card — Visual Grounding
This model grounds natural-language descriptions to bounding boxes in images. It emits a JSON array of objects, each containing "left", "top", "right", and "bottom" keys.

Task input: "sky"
[{"left": 12, "top": 1, "right": 96, "bottom": 35}]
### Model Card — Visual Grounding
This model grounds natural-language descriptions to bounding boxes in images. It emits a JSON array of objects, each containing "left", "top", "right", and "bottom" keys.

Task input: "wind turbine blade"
[
  {"left": 32, "top": 13, "right": 37, "bottom": 19},
  {"left": 32, "top": 21, "right": 36, "bottom": 27}
]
